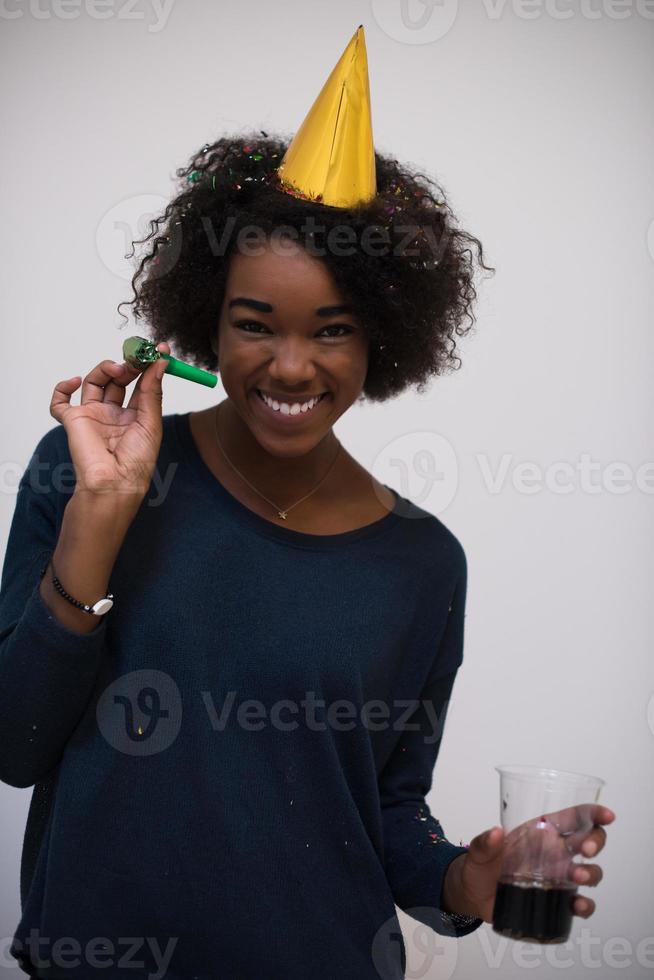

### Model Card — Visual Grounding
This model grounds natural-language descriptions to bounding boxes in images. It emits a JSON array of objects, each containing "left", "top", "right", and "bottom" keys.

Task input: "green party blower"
[{"left": 122, "top": 336, "right": 217, "bottom": 388}]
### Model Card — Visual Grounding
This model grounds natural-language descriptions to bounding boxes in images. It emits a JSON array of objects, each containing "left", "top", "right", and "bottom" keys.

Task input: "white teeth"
[{"left": 258, "top": 390, "right": 324, "bottom": 415}]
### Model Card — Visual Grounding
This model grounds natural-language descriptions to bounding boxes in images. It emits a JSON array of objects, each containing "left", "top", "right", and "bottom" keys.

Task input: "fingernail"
[
  {"left": 577, "top": 869, "right": 590, "bottom": 883},
  {"left": 584, "top": 842, "right": 597, "bottom": 856}
]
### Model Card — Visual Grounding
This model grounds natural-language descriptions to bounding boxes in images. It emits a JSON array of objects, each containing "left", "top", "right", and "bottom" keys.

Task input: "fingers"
[
  {"left": 101, "top": 361, "right": 143, "bottom": 406},
  {"left": 548, "top": 803, "right": 596, "bottom": 837},
  {"left": 467, "top": 826, "right": 505, "bottom": 865},
  {"left": 104, "top": 342, "right": 171, "bottom": 405},
  {"left": 80, "top": 359, "right": 140, "bottom": 405},
  {"left": 570, "top": 862, "right": 603, "bottom": 887},
  {"left": 582, "top": 826, "right": 607, "bottom": 857},
  {"left": 550, "top": 804, "right": 615, "bottom": 834},
  {"left": 569, "top": 808, "right": 613, "bottom": 920},
  {"left": 551, "top": 804, "right": 614, "bottom": 857},
  {"left": 72, "top": 342, "right": 172, "bottom": 408},
  {"left": 50, "top": 376, "right": 82, "bottom": 423},
  {"left": 573, "top": 895, "right": 595, "bottom": 918}
]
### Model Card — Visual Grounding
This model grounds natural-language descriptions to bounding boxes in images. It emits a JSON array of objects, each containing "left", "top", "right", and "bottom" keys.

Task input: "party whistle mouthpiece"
[{"left": 122, "top": 336, "right": 217, "bottom": 388}]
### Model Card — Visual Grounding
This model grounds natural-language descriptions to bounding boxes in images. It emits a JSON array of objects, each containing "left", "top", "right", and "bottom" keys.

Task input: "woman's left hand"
[{"left": 452, "top": 805, "right": 616, "bottom": 923}]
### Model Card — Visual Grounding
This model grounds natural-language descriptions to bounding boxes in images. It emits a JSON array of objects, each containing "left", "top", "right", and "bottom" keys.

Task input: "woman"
[{"left": 1, "top": 126, "right": 613, "bottom": 979}]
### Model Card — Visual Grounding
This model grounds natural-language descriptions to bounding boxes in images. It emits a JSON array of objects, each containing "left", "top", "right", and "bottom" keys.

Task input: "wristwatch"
[{"left": 39, "top": 559, "right": 115, "bottom": 616}]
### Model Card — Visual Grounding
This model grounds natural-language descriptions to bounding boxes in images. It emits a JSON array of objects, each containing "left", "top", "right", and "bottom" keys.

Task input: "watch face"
[{"left": 92, "top": 598, "right": 114, "bottom": 615}]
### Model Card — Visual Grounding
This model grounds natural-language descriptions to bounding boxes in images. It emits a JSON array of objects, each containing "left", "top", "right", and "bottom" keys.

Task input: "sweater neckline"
[{"left": 171, "top": 411, "right": 403, "bottom": 550}]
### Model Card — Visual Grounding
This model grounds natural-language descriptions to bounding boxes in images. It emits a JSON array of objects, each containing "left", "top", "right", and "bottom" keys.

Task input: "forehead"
[{"left": 225, "top": 243, "right": 343, "bottom": 308}]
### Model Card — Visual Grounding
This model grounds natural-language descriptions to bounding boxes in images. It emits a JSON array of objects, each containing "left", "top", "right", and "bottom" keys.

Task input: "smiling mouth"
[{"left": 253, "top": 388, "right": 329, "bottom": 420}]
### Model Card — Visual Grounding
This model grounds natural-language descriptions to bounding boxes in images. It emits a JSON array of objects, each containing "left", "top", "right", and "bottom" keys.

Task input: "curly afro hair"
[{"left": 117, "top": 131, "right": 494, "bottom": 403}]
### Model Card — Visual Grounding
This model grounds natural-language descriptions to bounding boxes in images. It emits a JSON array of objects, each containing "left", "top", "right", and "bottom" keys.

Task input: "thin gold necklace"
[{"left": 213, "top": 401, "right": 342, "bottom": 520}]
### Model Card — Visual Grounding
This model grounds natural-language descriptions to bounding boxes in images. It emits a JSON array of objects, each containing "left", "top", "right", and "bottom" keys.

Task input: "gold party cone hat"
[{"left": 275, "top": 25, "right": 377, "bottom": 209}]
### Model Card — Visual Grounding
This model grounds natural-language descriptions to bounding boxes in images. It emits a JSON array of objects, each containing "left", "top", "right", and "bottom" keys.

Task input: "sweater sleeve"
[
  {"left": 0, "top": 426, "right": 109, "bottom": 788},
  {"left": 377, "top": 554, "right": 484, "bottom": 938}
]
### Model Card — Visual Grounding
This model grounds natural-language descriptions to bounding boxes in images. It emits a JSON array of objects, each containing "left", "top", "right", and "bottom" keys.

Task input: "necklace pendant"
[{"left": 277, "top": 510, "right": 288, "bottom": 520}]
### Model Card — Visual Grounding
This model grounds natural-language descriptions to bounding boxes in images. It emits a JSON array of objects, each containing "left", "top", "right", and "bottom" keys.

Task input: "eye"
[
  {"left": 234, "top": 320, "right": 268, "bottom": 334},
  {"left": 233, "top": 321, "right": 354, "bottom": 339},
  {"left": 319, "top": 324, "right": 354, "bottom": 339}
]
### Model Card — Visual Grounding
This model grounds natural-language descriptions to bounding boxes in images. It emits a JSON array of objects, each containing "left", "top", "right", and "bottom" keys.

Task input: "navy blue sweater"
[{"left": 1, "top": 411, "right": 483, "bottom": 979}]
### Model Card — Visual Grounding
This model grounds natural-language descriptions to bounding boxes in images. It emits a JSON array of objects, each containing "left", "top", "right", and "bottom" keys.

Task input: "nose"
[{"left": 266, "top": 337, "right": 319, "bottom": 387}]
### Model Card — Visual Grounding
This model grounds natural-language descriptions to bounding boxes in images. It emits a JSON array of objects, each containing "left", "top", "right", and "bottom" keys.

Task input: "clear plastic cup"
[{"left": 491, "top": 764, "right": 605, "bottom": 944}]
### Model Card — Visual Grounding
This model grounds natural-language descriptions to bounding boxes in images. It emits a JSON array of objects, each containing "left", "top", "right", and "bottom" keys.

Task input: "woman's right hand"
[{"left": 49, "top": 341, "right": 172, "bottom": 508}]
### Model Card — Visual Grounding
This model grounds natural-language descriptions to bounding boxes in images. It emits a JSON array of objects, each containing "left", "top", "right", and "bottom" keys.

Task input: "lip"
[{"left": 251, "top": 388, "right": 330, "bottom": 425}]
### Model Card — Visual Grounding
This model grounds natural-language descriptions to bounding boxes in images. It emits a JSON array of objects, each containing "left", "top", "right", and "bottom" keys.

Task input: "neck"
[{"left": 215, "top": 398, "right": 342, "bottom": 504}]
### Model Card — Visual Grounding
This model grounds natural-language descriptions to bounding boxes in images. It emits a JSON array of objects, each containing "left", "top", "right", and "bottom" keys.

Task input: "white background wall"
[{"left": 1, "top": 0, "right": 653, "bottom": 976}]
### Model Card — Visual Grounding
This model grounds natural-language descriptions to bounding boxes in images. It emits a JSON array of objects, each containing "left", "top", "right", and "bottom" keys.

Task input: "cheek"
[
  {"left": 352, "top": 332, "right": 371, "bottom": 366},
  {"left": 339, "top": 344, "right": 370, "bottom": 386},
  {"left": 215, "top": 339, "right": 259, "bottom": 372}
]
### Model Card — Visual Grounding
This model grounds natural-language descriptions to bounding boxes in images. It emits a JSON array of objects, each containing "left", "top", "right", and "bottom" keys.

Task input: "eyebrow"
[{"left": 228, "top": 297, "right": 356, "bottom": 317}]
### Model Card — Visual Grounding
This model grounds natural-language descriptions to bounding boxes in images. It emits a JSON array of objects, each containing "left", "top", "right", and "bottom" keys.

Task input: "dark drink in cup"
[
  {"left": 492, "top": 875, "right": 577, "bottom": 943},
  {"left": 491, "top": 766, "right": 605, "bottom": 945}
]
